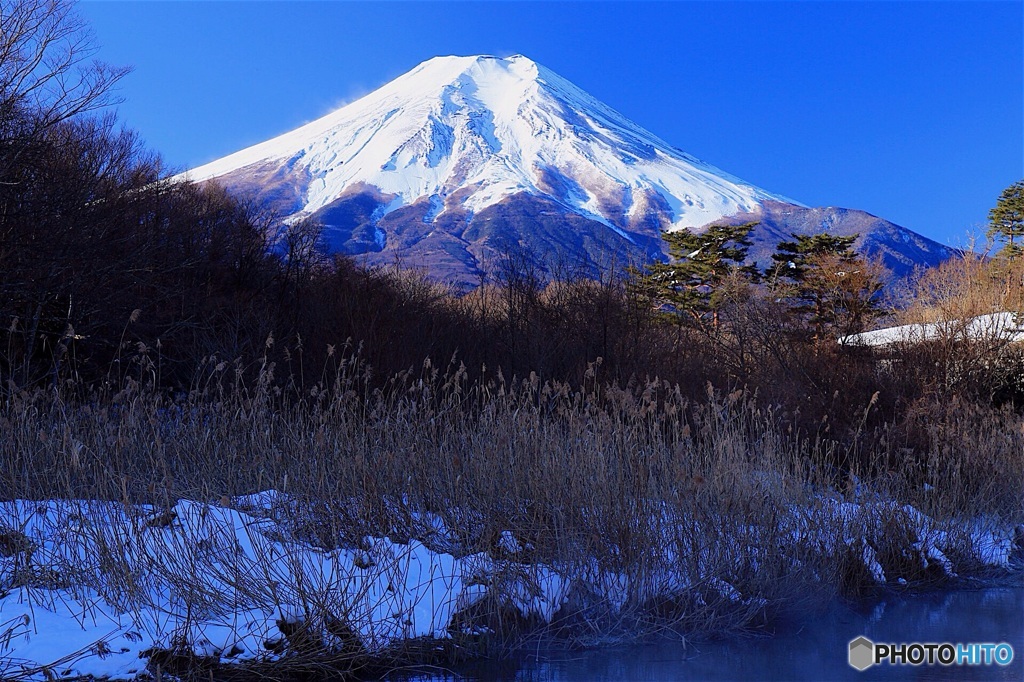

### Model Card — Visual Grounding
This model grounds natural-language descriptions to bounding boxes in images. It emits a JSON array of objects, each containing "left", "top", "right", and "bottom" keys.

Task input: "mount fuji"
[{"left": 181, "top": 54, "right": 953, "bottom": 287}]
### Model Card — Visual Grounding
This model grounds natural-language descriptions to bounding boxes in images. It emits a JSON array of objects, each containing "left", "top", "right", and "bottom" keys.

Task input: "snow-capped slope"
[
  {"left": 186, "top": 55, "right": 790, "bottom": 231},
  {"left": 181, "top": 54, "right": 952, "bottom": 286}
]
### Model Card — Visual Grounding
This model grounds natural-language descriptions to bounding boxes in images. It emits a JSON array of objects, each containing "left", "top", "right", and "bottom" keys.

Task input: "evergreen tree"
[
  {"left": 640, "top": 221, "right": 758, "bottom": 329},
  {"left": 771, "top": 233, "right": 858, "bottom": 281},
  {"left": 770, "top": 233, "right": 883, "bottom": 339},
  {"left": 988, "top": 179, "right": 1024, "bottom": 258}
]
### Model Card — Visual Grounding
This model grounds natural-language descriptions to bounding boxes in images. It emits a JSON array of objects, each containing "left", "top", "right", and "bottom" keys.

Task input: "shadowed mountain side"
[
  {"left": 723, "top": 201, "right": 958, "bottom": 278},
  {"left": 465, "top": 193, "right": 662, "bottom": 279},
  {"left": 309, "top": 183, "right": 396, "bottom": 254},
  {"left": 299, "top": 190, "right": 660, "bottom": 289},
  {"left": 213, "top": 159, "right": 312, "bottom": 219},
  {"left": 294, "top": 189, "right": 953, "bottom": 286}
]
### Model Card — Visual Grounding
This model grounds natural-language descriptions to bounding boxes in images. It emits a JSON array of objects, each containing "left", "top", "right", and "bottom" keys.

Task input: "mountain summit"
[{"left": 183, "top": 55, "right": 952, "bottom": 286}]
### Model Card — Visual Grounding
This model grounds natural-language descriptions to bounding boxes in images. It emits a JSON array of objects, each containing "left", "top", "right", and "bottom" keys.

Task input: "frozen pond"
[{"left": 394, "top": 587, "right": 1024, "bottom": 681}]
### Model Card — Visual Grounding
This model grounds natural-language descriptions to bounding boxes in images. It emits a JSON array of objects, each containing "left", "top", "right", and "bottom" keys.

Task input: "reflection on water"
[{"left": 395, "top": 587, "right": 1024, "bottom": 681}]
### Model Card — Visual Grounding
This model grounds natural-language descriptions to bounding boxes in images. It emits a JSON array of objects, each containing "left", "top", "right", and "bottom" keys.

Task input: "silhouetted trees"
[
  {"left": 0, "top": 108, "right": 283, "bottom": 387},
  {"left": 1, "top": 0, "right": 130, "bottom": 176}
]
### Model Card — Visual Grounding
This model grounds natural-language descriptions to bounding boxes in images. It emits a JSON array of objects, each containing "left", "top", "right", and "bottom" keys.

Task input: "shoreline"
[{"left": 1, "top": 490, "right": 1020, "bottom": 681}]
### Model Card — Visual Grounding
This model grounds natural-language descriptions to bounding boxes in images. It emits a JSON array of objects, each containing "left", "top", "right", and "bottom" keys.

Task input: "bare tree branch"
[{"left": 1, "top": 0, "right": 130, "bottom": 173}]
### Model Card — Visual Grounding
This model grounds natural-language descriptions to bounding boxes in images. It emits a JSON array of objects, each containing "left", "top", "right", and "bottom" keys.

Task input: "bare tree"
[{"left": 1, "top": 0, "right": 129, "bottom": 172}]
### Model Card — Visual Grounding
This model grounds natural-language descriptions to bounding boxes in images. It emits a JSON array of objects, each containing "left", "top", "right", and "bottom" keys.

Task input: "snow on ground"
[
  {"left": 0, "top": 495, "right": 568, "bottom": 680},
  {"left": 840, "top": 312, "right": 1024, "bottom": 348},
  {"left": 0, "top": 493, "right": 1017, "bottom": 680}
]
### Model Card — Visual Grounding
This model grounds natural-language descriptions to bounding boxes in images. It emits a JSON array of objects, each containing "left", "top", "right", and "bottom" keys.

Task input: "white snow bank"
[
  {"left": 0, "top": 493, "right": 1017, "bottom": 680},
  {"left": 0, "top": 496, "right": 572, "bottom": 680},
  {"left": 840, "top": 312, "right": 1024, "bottom": 348}
]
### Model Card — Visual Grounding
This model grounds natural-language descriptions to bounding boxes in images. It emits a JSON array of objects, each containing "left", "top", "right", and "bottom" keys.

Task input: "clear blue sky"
[{"left": 79, "top": 1, "right": 1022, "bottom": 248}]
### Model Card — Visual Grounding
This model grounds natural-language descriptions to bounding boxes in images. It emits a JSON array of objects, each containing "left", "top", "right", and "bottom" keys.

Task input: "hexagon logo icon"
[{"left": 849, "top": 636, "right": 875, "bottom": 671}]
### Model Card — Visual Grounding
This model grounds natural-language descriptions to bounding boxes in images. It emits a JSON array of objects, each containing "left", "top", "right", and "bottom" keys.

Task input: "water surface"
[{"left": 394, "top": 587, "right": 1024, "bottom": 681}]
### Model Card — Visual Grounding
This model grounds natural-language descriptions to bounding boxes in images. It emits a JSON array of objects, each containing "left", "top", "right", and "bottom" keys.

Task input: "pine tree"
[
  {"left": 770, "top": 233, "right": 858, "bottom": 281},
  {"left": 988, "top": 180, "right": 1024, "bottom": 258},
  {"left": 770, "top": 233, "right": 883, "bottom": 339},
  {"left": 640, "top": 221, "right": 758, "bottom": 329}
]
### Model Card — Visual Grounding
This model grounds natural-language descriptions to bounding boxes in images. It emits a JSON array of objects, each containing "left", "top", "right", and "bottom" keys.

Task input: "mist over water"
[{"left": 399, "top": 588, "right": 1024, "bottom": 681}]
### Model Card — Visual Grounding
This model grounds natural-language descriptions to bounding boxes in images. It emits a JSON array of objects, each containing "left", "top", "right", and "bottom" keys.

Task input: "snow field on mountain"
[{"left": 181, "top": 55, "right": 793, "bottom": 232}]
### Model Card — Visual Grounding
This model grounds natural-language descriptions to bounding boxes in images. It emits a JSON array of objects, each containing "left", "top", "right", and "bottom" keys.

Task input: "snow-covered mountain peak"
[
  {"left": 183, "top": 54, "right": 793, "bottom": 232},
  {"left": 180, "top": 55, "right": 951, "bottom": 287}
]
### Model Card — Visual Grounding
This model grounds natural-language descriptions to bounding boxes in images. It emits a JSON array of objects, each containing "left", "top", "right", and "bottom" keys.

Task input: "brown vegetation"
[{"left": 0, "top": 342, "right": 1020, "bottom": 675}]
